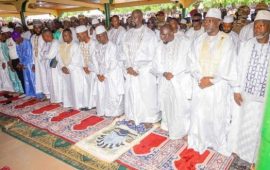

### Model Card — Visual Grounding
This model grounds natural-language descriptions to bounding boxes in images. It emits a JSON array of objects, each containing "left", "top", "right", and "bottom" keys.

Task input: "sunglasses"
[{"left": 192, "top": 19, "right": 201, "bottom": 22}]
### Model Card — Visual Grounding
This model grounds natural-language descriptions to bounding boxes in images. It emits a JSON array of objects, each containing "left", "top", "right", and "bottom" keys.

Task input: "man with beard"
[
  {"left": 222, "top": 15, "right": 239, "bottom": 50},
  {"left": 119, "top": 9, "right": 160, "bottom": 127},
  {"left": 232, "top": 10, "right": 270, "bottom": 165},
  {"left": 76, "top": 25, "right": 96, "bottom": 110},
  {"left": 188, "top": 8, "right": 237, "bottom": 156},
  {"left": 152, "top": 24, "right": 192, "bottom": 139}
]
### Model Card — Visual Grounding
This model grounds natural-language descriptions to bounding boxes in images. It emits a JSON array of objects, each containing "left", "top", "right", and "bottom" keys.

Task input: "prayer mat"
[
  {"left": 117, "top": 128, "right": 251, "bottom": 170},
  {"left": 2, "top": 121, "right": 124, "bottom": 170},
  {"left": 0, "top": 97, "right": 114, "bottom": 143},
  {"left": 73, "top": 118, "right": 159, "bottom": 162},
  {"left": 0, "top": 113, "right": 18, "bottom": 130}
]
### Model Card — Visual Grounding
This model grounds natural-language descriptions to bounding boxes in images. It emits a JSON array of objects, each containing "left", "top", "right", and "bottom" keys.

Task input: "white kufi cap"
[
  {"left": 95, "top": 25, "right": 106, "bottom": 35},
  {"left": 75, "top": 25, "right": 87, "bottom": 33},
  {"left": 255, "top": 10, "right": 270, "bottom": 21},
  {"left": 206, "top": 8, "right": 222, "bottom": 20},
  {"left": 223, "top": 15, "right": 234, "bottom": 23}
]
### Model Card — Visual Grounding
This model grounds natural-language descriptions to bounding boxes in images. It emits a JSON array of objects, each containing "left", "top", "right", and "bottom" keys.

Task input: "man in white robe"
[
  {"left": 92, "top": 25, "right": 124, "bottom": 117},
  {"left": 0, "top": 34, "right": 14, "bottom": 92},
  {"left": 58, "top": 29, "right": 84, "bottom": 109},
  {"left": 169, "top": 18, "right": 185, "bottom": 38},
  {"left": 76, "top": 25, "right": 96, "bottom": 110},
  {"left": 31, "top": 20, "right": 49, "bottom": 99},
  {"left": 222, "top": 15, "right": 240, "bottom": 51},
  {"left": 153, "top": 24, "right": 192, "bottom": 139},
  {"left": 185, "top": 13, "right": 205, "bottom": 41},
  {"left": 188, "top": 8, "right": 237, "bottom": 156},
  {"left": 239, "top": 2, "right": 268, "bottom": 41},
  {"left": 232, "top": 10, "right": 270, "bottom": 164},
  {"left": 120, "top": 9, "right": 160, "bottom": 126},
  {"left": 108, "top": 15, "right": 126, "bottom": 46},
  {"left": 41, "top": 30, "right": 62, "bottom": 103}
]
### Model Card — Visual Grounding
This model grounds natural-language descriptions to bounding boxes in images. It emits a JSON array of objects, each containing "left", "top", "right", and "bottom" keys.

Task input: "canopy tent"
[{"left": 0, "top": 0, "right": 197, "bottom": 18}]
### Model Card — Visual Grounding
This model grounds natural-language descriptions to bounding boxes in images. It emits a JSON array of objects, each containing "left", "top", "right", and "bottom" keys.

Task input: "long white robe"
[
  {"left": 185, "top": 27, "right": 205, "bottom": 41},
  {"left": 119, "top": 25, "right": 160, "bottom": 125},
  {"left": 80, "top": 39, "right": 97, "bottom": 109},
  {"left": 0, "top": 45, "right": 14, "bottom": 92},
  {"left": 58, "top": 42, "right": 84, "bottom": 109},
  {"left": 108, "top": 26, "right": 126, "bottom": 46},
  {"left": 92, "top": 41, "right": 124, "bottom": 117},
  {"left": 153, "top": 36, "right": 192, "bottom": 139},
  {"left": 31, "top": 34, "right": 49, "bottom": 97},
  {"left": 230, "top": 38, "right": 270, "bottom": 163},
  {"left": 43, "top": 40, "right": 63, "bottom": 103},
  {"left": 239, "top": 22, "right": 254, "bottom": 42},
  {"left": 188, "top": 31, "right": 237, "bottom": 156}
]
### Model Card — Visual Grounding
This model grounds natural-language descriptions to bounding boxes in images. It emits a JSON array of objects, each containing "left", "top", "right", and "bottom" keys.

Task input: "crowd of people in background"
[{"left": 0, "top": 2, "right": 270, "bottom": 168}]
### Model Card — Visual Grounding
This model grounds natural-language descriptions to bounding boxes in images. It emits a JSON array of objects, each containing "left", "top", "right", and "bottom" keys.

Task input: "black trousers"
[{"left": 11, "top": 58, "right": 25, "bottom": 92}]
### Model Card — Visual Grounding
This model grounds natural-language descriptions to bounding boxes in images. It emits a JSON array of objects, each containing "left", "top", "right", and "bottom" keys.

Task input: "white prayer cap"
[
  {"left": 1, "top": 26, "right": 11, "bottom": 33},
  {"left": 92, "top": 18, "right": 99, "bottom": 25},
  {"left": 95, "top": 25, "right": 106, "bottom": 35},
  {"left": 15, "top": 23, "right": 23, "bottom": 28},
  {"left": 223, "top": 15, "right": 234, "bottom": 23},
  {"left": 255, "top": 10, "right": 270, "bottom": 21},
  {"left": 180, "top": 19, "right": 187, "bottom": 24},
  {"left": 75, "top": 25, "right": 87, "bottom": 33},
  {"left": 206, "top": 8, "right": 222, "bottom": 20}
]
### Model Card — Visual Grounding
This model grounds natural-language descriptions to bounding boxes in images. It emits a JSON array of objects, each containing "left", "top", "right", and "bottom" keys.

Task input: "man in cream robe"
[
  {"left": 188, "top": 8, "right": 237, "bottom": 156},
  {"left": 92, "top": 25, "right": 124, "bottom": 117},
  {"left": 58, "top": 29, "right": 84, "bottom": 109},
  {"left": 120, "top": 10, "right": 160, "bottom": 125},
  {"left": 40, "top": 30, "right": 62, "bottom": 103},
  {"left": 76, "top": 25, "right": 96, "bottom": 110},
  {"left": 31, "top": 20, "right": 49, "bottom": 99},
  {"left": 231, "top": 10, "right": 270, "bottom": 164},
  {"left": 153, "top": 24, "right": 192, "bottom": 139}
]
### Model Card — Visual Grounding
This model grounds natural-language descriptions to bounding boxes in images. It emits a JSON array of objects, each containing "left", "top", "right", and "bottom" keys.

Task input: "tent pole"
[
  {"left": 104, "top": 0, "right": 113, "bottom": 29},
  {"left": 20, "top": 0, "right": 28, "bottom": 28}
]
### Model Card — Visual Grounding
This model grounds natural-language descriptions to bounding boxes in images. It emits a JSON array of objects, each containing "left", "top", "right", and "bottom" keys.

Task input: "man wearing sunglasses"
[{"left": 185, "top": 13, "right": 204, "bottom": 40}]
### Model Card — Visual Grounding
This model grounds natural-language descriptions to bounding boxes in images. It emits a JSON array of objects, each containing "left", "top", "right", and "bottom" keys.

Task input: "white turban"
[
  {"left": 255, "top": 10, "right": 270, "bottom": 21},
  {"left": 95, "top": 25, "right": 106, "bottom": 35},
  {"left": 223, "top": 15, "right": 234, "bottom": 23},
  {"left": 1, "top": 26, "right": 11, "bottom": 33},
  {"left": 206, "top": 8, "right": 222, "bottom": 20},
  {"left": 92, "top": 18, "right": 99, "bottom": 25},
  {"left": 75, "top": 25, "right": 87, "bottom": 33}
]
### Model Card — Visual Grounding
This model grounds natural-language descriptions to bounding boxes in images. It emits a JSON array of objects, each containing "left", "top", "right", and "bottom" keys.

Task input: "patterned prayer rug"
[
  {"left": 73, "top": 118, "right": 159, "bottom": 162},
  {"left": 2, "top": 120, "right": 124, "bottom": 170},
  {"left": 117, "top": 128, "right": 251, "bottom": 170},
  {"left": 0, "top": 97, "right": 114, "bottom": 143}
]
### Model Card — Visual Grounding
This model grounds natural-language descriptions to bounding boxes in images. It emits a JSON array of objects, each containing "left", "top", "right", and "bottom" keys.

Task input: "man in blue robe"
[{"left": 12, "top": 31, "right": 40, "bottom": 98}]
